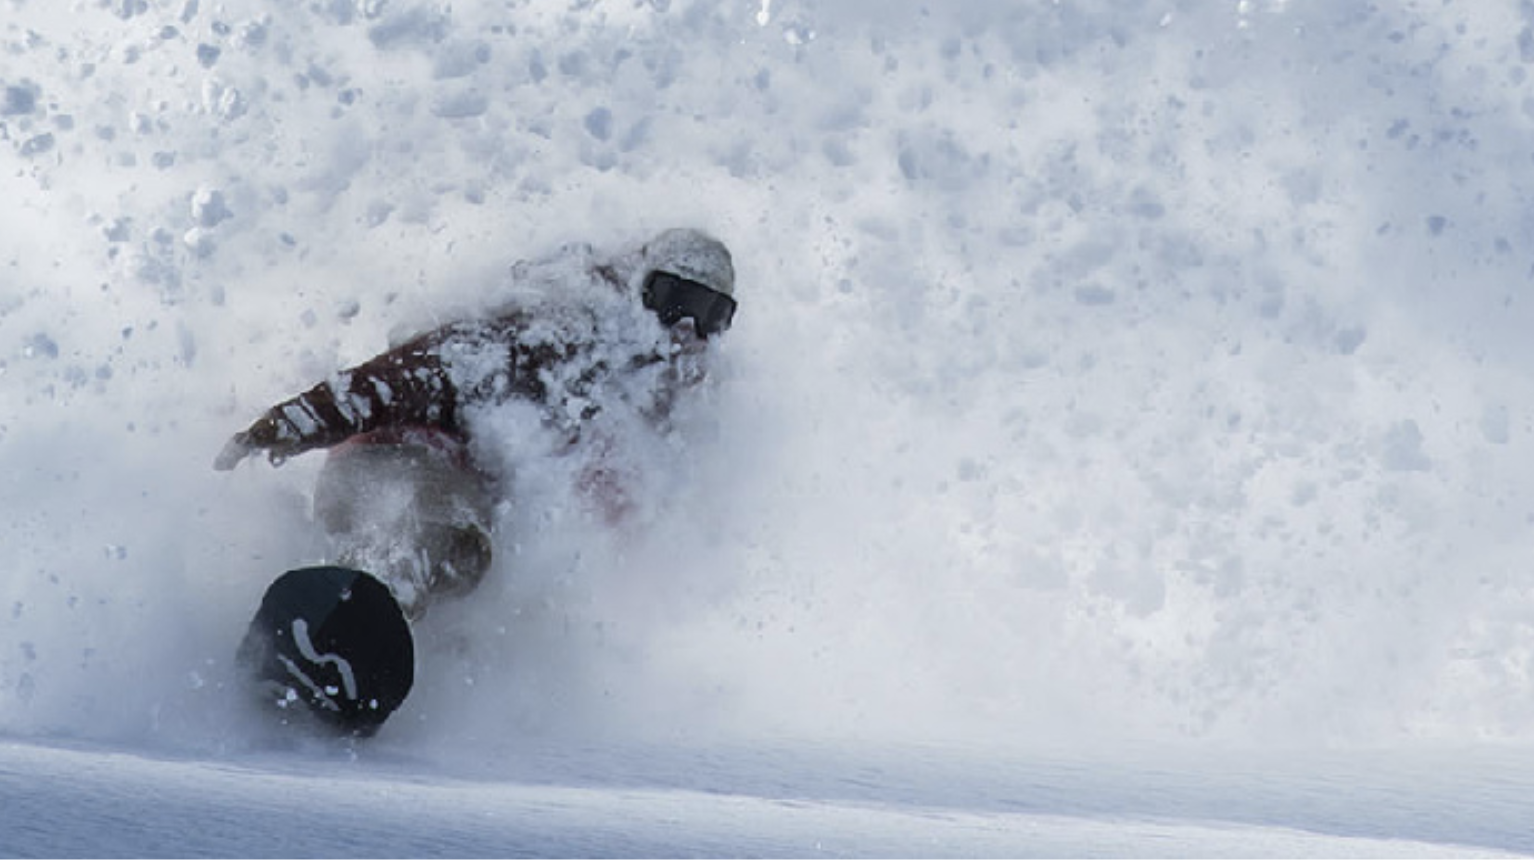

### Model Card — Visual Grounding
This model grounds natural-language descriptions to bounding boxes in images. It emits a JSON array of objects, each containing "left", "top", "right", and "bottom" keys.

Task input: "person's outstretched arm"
[{"left": 214, "top": 330, "right": 465, "bottom": 470}]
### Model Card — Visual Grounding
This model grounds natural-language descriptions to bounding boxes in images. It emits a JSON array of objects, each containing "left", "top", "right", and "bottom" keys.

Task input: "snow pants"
[{"left": 312, "top": 429, "right": 494, "bottom": 620}]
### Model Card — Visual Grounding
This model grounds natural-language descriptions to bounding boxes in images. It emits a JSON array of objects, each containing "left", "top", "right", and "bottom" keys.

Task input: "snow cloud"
[{"left": 3, "top": 0, "right": 1534, "bottom": 760}]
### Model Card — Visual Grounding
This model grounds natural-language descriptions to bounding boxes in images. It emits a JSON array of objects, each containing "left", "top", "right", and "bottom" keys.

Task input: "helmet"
[
  {"left": 640, "top": 228, "right": 738, "bottom": 338},
  {"left": 641, "top": 228, "right": 735, "bottom": 297}
]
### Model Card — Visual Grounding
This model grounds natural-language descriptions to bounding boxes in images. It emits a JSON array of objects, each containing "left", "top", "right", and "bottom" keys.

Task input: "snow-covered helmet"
[{"left": 640, "top": 228, "right": 737, "bottom": 338}]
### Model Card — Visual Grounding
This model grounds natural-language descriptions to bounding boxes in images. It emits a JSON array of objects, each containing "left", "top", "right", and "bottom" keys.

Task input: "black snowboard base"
[{"left": 237, "top": 566, "right": 415, "bottom": 738}]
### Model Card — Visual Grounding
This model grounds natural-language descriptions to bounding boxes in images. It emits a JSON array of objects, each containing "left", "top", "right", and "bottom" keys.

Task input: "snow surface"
[{"left": 4, "top": 0, "right": 1534, "bottom": 855}]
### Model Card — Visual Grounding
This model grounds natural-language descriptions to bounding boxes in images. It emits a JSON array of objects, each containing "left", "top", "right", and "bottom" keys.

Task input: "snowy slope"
[
  {"left": 5, "top": 0, "right": 1534, "bottom": 855},
  {"left": 3, "top": 738, "right": 1532, "bottom": 857}
]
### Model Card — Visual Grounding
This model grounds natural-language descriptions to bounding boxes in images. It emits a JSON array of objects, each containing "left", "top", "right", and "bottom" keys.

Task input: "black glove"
[{"left": 213, "top": 415, "right": 297, "bottom": 470}]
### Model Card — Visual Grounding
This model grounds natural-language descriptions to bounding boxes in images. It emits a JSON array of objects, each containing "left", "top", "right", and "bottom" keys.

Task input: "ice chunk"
[
  {"left": 202, "top": 79, "right": 247, "bottom": 121},
  {"left": 584, "top": 107, "right": 613, "bottom": 141},
  {"left": 24, "top": 333, "right": 58, "bottom": 359},
  {"left": 1480, "top": 405, "right": 1510, "bottom": 445},
  {"left": 190, "top": 187, "right": 232, "bottom": 227},
  {"left": 19, "top": 133, "right": 54, "bottom": 157},
  {"left": 1333, "top": 326, "right": 1367, "bottom": 355},
  {"left": 368, "top": 8, "right": 448, "bottom": 49},
  {"left": 432, "top": 40, "right": 491, "bottom": 80},
  {"left": 2, "top": 82, "right": 39, "bottom": 116},
  {"left": 431, "top": 90, "right": 488, "bottom": 119},
  {"left": 102, "top": 217, "right": 131, "bottom": 242},
  {"left": 1379, "top": 420, "right": 1431, "bottom": 472},
  {"left": 183, "top": 227, "right": 216, "bottom": 258},
  {"left": 1073, "top": 285, "right": 1115, "bottom": 306}
]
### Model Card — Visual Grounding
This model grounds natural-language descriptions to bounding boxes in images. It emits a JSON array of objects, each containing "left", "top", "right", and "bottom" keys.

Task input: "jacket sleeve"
[{"left": 214, "top": 331, "right": 464, "bottom": 470}]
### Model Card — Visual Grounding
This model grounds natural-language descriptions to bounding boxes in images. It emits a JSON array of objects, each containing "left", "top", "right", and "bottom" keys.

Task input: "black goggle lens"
[{"left": 642, "top": 271, "right": 737, "bottom": 338}]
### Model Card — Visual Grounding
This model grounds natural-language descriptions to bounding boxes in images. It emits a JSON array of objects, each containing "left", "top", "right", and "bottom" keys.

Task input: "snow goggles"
[{"left": 642, "top": 270, "right": 737, "bottom": 338}]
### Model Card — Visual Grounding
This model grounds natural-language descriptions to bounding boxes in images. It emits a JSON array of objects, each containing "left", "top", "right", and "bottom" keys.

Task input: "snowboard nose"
[{"left": 237, "top": 566, "right": 415, "bottom": 737}]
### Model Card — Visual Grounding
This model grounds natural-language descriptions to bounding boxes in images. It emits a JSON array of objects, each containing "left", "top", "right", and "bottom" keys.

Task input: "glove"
[
  {"left": 213, "top": 432, "right": 257, "bottom": 471},
  {"left": 212, "top": 415, "right": 298, "bottom": 470}
]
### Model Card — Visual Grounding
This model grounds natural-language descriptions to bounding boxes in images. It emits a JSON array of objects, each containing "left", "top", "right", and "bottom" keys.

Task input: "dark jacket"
[{"left": 214, "top": 244, "right": 695, "bottom": 472}]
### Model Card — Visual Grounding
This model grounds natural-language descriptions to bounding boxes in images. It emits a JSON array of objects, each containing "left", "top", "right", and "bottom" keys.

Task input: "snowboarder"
[{"left": 214, "top": 228, "right": 739, "bottom": 620}]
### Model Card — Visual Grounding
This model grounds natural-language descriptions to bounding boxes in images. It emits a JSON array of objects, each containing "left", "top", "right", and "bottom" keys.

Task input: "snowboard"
[{"left": 237, "top": 566, "right": 414, "bottom": 737}]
